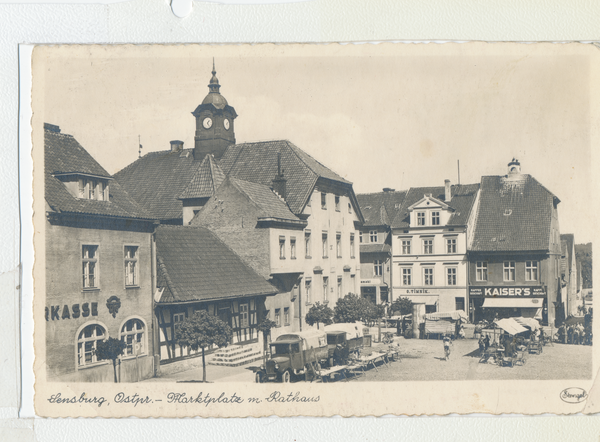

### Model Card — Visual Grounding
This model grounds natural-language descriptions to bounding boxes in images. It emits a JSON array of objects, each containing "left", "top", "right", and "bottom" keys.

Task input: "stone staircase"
[{"left": 207, "top": 342, "right": 264, "bottom": 367}]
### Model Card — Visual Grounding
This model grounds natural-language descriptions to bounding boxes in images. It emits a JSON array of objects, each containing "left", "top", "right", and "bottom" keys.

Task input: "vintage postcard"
[{"left": 31, "top": 42, "right": 599, "bottom": 417}]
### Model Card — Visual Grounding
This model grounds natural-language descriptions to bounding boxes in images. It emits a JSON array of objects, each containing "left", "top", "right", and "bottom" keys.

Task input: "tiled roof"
[
  {"left": 391, "top": 183, "right": 480, "bottom": 228},
  {"left": 114, "top": 149, "right": 202, "bottom": 221},
  {"left": 359, "top": 243, "right": 391, "bottom": 254},
  {"left": 45, "top": 127, "right": 152, "bottom": 220},
  {"left": 357, "top": 191, "right": 407, "bottom": 227},
  {"left": 470, "top": 175, "right": 556, "bottom": 252},
  {"left": 230, "top": 177, "right": 300, "bottom": 222},
  {"left": 219, "top": 140, "right": 350, "bottom": 215},
  {"left": 179, "top": 154, "right": 225, "bottom": 199},
  {"left": 155, "top": 225, "right": 277, "bottom": 304}
]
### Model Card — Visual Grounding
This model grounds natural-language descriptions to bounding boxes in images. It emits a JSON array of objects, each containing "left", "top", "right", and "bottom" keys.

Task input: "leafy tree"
[
  {"left": 95, "top": 337, "right": 126, "bottom": 383},
  {"left": 334, "top": 293, "right": 380, "bottom": 324},
  {"left": 575, "top": 243, "right": 593, "bottom": 289},
  {"left": 305, "top": 302, "right": 334, "bottom": 329},
  {"left": 257, "top": 317, "right": 277, "bottom": 363},
  {"left": 391, "top": 297, "right": 413, "bottom": 316},
  {"left": 175, "top": 311, "right": 233, "bottom": 382}
]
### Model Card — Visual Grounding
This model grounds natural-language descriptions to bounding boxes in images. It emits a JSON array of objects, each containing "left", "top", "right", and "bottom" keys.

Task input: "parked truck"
[
  {"left": 323, "top": 322, "right": 365, "bottom": 366},
  {"left": 255, "top": 329, "right": 328, "bottom": 383}
]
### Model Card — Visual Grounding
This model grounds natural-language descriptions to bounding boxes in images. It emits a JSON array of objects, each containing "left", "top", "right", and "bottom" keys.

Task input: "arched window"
[
  {"left": 77, "top": 323, "right": 106, "bottom": 367},
  {"left": 120, "top": 318, "right": 145, "bottom": 357}
]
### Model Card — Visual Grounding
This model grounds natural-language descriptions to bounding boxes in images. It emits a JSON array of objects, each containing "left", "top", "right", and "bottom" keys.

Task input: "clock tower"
[{"left": 192, "top": 61, "right": 237, "bottom": 160}]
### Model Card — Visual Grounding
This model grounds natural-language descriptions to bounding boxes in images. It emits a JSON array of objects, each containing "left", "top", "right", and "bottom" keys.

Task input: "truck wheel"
[
  {"left": 282, "top": 370, "right": 291, "bottom": 383},
  {"left": 255, "top": 372, "right": 264, "bottom": 383}
]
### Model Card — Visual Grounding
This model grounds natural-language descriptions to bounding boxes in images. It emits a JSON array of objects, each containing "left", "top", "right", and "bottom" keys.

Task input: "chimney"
[
  {"left": 272, "top": 152, "right": 287, "bottom": 201},
  {"left": 444, "top": 179, "right": 451, "bottom": 202},
  {"left": 170, "top": 140, "right": 184, "bottom": 152}
]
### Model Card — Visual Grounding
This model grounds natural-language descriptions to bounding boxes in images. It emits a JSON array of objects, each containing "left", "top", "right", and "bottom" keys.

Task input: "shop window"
[
  {"left": 417, "top": 212, "right": 426, "bottom": 226},
  {"left": 402, "top": 239, "right": 411, "bottom": 254},
  {"left": 402, "top": 267, "right": 412, "bottom": 286},
  {"left": 374, "top": 260, "right": 383, "bottom": 277},
  {"left": 290, "top": 237, "right": 296, "bottom": 259},
  {"left": 77, "top": 323, "right": 106, "bottom": 367},
  {"left": 431, "top": 211, "right": 440, "bottom": 225},
  {"left": 240, "top": 304, "right": 249, "bottom": 328},
  {"left": 279, "top": 236, "right": 286, "bottom": 259},
  {"left": 305, "top": 231, "right": 311, "bottom": 258},
  {"left": 503, "top": 261, "right": 516, "bottom": 281},
  {"left": 446, "top": 238, "right": 456, "bottom": 254},
  {"left": 424, "top": 268, "right": 434, "bottom": 286},
  {"left": 124, "top": 245, "right": 138, "bottom": 287},
  {"left": 120, "top": 318, "right": 145, "bottom": 357},
  {"left": 322, "top": 233, "right": 328, "bottom": 258},
  {"left": 370, "top": 230, "right": 378, "bottom": 243},
  {"left": 321, "top": 192, "right": 327, "bottom": 209},
  {"left": 446, "top": 267, "right": 457, "bottom": 286},
  {"left": 526, "top": 261, "right": 538, "bottom": 281},
  {"left": 423, "top": 239, "right": 433, "bottom": 254},
  {"left": 476, "top": 261, "right": 488, "bottom": 281},
  {"left": 82, "top": 245, "right": 98, "bottom": 289},
  {"left": 350, "top": 234, "right": 355, "bottom": 258}
]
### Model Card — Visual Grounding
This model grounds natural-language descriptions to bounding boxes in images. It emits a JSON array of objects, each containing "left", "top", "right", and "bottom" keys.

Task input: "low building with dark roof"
[
  {"left": 468, "top": 159, "right": 563, "bottom": 326},
  {"left": 356, "top": 189, "right": 407, "bottom": 305},
  {"left": 390, "top": 179, "right": 481, "bottom": 318},
  {"left": 153, "top": 225, "right": 277, "bottom": 364},
  {"left": 44, "top": 123, "right": 157, "bottom": 382}
]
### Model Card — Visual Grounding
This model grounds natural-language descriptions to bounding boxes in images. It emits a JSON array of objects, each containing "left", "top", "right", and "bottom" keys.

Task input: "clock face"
[
  {"left": 223, "top": 119, "right": 230, "bottom": 130},
  {"left": 202, "top": 117, "right": 213, "bottom": 129}
]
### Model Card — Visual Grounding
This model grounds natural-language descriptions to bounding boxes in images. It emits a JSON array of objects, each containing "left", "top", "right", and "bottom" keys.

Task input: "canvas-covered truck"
[
  {"left": 323, "top": 322, "right": 365, "bottom": 366},
  {"left": 255, "top": 329, "right": 328, "bottom": 383}
]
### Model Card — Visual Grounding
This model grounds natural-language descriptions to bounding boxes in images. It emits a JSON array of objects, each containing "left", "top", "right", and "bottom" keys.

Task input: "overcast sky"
[{"left": 38, "top": 44, "right": 594, "bottom": 243}]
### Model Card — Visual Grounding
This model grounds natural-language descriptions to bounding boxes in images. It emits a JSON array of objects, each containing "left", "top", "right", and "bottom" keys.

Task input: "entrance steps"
[{"left": 207, "top": 342, "right": 264, "bottom": 367}]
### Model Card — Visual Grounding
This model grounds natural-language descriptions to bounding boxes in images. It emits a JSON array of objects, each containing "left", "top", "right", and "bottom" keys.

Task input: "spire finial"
[
  {"left": 212, "top": 57, "right": 216, "bottom": 75},
  {"left": 208, "top": 58, "right": 221, "bottom": 92}
]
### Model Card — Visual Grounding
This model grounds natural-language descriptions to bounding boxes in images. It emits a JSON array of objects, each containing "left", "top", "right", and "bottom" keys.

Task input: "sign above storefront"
[
  {"left": 360, "top": 278, "right": 381, "bottom": 285},
  {"left": 400, "top": 289, "right": 430, "bottom": 294},
  {"left": 469, "top": 286, "right": 546, "bottom": 297}
]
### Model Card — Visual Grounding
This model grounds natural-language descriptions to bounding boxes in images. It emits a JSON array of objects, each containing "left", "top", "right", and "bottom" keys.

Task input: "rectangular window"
[
  {"left": 350, "top": 234, "right": 355, "bottom": 258},
  {"left": 322, "top": 233, "right": 328, "bottom": 258},
  {"left": 323, "top": 276, "right": 329, "bottom": 302},
  {"left": 446, "top": 238, "right": 456, "bottom": 254},
  {"left": 82, "top": 245, "right": 98, "bottom": 289},
  {"left": 305, "top": 279, "right": 312, "bottom": 304},
  {"left": 284, "top": 307, "right": 290, "bottom": 326},
  {"left": 173, "top": 313, "right": 185, "bottom": 324},
  {"left": 275, "top": 309, "right": 281, "bottom": 327},
  {"left": 423, "top": 239, "right": 433, "bottom": 254},
  {"left": 337, "top": 276, "right": 342, "bottom": 299},
  {"left": 402, "top": 267, "right": 412, "bottom": 286},
  {"left": 290, "top": 237, "right": 296, "bottom": 259},
  {"left": 321, "top": 192, "right": 327, "bottom": 209},
  {"left": 446, "top": 267, "right": 457, "bottom": 286},
  {"left": 402, "top": 239, "right": 411, "bottom": 254},
  {"left": 374, "top": 260, "right": 383, "bottom": 277},
  {"left": 370, "top": 230, "right": 378, "bottom": 243},
  {"left": 431, "top": 211, "right": 440, "bottom": 225},
  {"left": 124, "top": 246, "right": 138, "bottom": 287},
  {"left": 335, "top": 195, "right": 340, "bottom": 211},
  {"left": 417, "top": 212, "right": 426, "bottom": 226},
  {"left": 455, "top": 297, "right": 465, "bottom": 312},
  {"left": 359, "top": 232, "right": 363, "bottom": 243},
  {"left": 424, "top": 268, "right": 434, "bottom": 286},
  {"left": 305, "top": 231, "right": 311, "bottom": 258},
  {"left": 476, "top": 261, "right": 488, "bottom": 281},
  {"left": 279, "top": 236, "right": 286, "bottom": 259},
  {"left": 526, "top": 261, "right": 538, "bottom": 281},
  {"left": 503, "top": 261, "right": 516, "bottom": 281},
  {"left": 348, "top": 202, "right": 352, "bottom": 213},
  {"left": 336, "top": 234, "right": 342, "bottom": 258},
  {"left": 240, "top": 304, "right": 249, "bottom": 328}
]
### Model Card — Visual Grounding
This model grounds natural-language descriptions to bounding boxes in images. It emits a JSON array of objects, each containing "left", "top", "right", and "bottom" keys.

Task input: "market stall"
[{"left": 423, "top": 310, "right": 468, "bottom": 339}]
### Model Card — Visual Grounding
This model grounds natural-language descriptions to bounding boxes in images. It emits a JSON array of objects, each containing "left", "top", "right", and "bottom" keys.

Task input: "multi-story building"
[
  {"left": 44, "top": 123, "right": 156, "bottom": 382},
  {"left": 390, "top": 180, "right": 481, "bottom": 314},
  {"left": 468, "top": 159, "right": 563, "bottom": 326},
  {"left": 560, "top": 233, "right": 580, "bottom": 317},
  {"left": 357, "top": 189, "right": 407, "bottom": 305}
]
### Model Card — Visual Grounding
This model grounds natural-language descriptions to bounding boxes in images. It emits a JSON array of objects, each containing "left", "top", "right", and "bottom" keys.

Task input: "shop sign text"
[
  {"left": 469, "top": 286, "right": 546, "bottom": 297},
  {"left": 45, "top": 302, "right": 98, "bottom": 321}
]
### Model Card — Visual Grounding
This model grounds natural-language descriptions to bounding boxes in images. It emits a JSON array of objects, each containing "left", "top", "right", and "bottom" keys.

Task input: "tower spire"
[{"left": 208, "top": 58, "right": 220, "bottom": 93}]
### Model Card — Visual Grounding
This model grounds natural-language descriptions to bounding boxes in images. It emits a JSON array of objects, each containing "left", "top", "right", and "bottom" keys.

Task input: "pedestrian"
[
  {"left": 484, "top": 334, "right": 490, "bottom": 350},
  {"left": 443, "top": 334, "right": 453, "bottom": 361},
  {"left": 478, "top": 336, "right": 485, "bottom": 356},
  {"left": 458, "top": 324, "right": 466, "bottom": 339}
]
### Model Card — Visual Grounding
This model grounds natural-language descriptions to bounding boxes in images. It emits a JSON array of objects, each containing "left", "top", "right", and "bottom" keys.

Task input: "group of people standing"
[{"left": 557, "top": 323, "right": 592, "bottom": 345}]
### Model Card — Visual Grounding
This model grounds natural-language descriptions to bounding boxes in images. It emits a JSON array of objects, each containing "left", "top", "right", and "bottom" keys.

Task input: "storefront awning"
[
  {"left": 496, "top": 318, "right": 528, "bottom": 335},
  {"left": 403, "top": 295, "right": 439, "bottom": 306},
  {"left": 482, "top": 298, "right": 543, "bottom": 309}
]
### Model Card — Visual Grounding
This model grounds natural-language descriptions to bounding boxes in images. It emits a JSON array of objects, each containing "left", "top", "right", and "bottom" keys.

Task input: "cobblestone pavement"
[{"left": 353, "top": 337, "right": 593, "bottom": 382}]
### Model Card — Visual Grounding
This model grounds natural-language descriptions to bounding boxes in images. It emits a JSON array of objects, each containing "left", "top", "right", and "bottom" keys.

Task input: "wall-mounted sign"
[
  {"left": 45, "top": 302, "right": 98, "bottom": 321},
  {"left": 106, "top": 296, "right": 122, "bottom": 318},
  {"left": 469, "top": 286, "right": 546, "bottom": 297},
  {"left": 360, "top": 279, "right": 381, "bottom": 285},
  {"left": 401, "top": 289, "right": 430, "bottom": 294}
]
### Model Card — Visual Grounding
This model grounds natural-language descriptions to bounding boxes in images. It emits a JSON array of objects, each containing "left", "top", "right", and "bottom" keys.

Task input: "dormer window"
[
  {"left": 54, "top": 173, "right": 111, "bottom": 201},
  {"left": 417, "top": 212, "right": 426, "bottom": 226},
  {"left": 431, "top": 211, "right": 440, "bottom": 225}
]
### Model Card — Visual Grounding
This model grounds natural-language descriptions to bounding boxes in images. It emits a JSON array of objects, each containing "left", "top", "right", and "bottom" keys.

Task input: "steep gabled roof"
[
  {"left": 356, "top": 191, "right": 407, "bottom": 228},
  {"left": 114, "top": 149, "right": 202, "bottom": 221},
  {"left": 219, "top": 140, "right": 351, "bottom": 215},
  {"left": 391, "top": 183, "right": 480, "bottom": 229},
  {"left": 470, "top": 175, "right": 557, "bottom": 252},
  {"left": 229, "top": 177, "right": 301, "bottom": 222},
  {"left": 155, "top": 225, "right": 277, "bottom": 304},
  {"left": 45, "top": 127, "right": 151, "bottom": 220},
  {"left": 179, "top": 154, "right": 225, "bottom": 200}
]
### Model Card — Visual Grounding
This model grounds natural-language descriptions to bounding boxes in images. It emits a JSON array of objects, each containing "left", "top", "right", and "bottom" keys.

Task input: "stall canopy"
[
  {"left": 424, "top": 310, "right": 468, "bottom": 321},
  {"left": 495, "top": 318, "right": 528, "bottom": 335},
  {"left": 513, "top": 317, "right": 540, "bottom": 330},
  {"left": 424, "top": 310, "right": 467, "bottom": 336}
]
